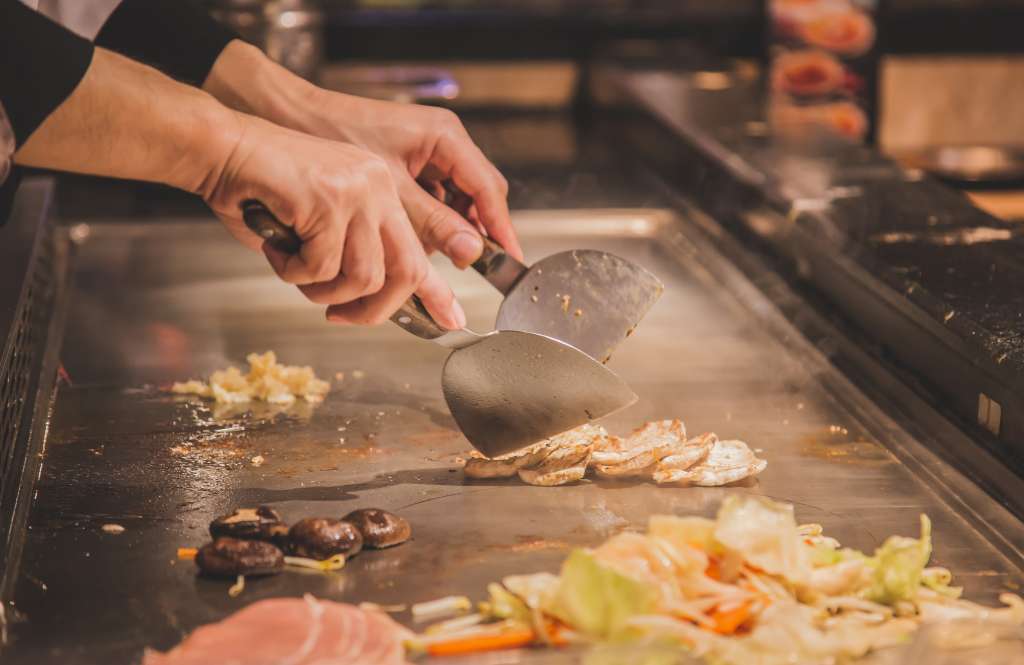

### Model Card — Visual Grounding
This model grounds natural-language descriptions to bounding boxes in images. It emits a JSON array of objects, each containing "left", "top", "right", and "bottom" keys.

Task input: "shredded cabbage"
[
  {"left": 713, "top": 495, "right": 811, "bottom": 585},
  {"left": 481, "top": 583, "right": 531, "bottom": 624},
  {"left": 436, "top": 496, "right": 1024, "bottom": 665},
  {"left": 863, "top": 515, "right": 932, "bottom": 606},
  {"left": 548, "top": 549, "right": 658, "bottom": 640}
]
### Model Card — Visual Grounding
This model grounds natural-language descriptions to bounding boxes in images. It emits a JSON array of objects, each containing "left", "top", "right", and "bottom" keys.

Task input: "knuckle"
[
  {"left": 391, "top": 257, "right": 428, "bottom": 289},
  {"left": 420, "top": 204, "right": 453, "bottom": 240},
  {"left": 347, "top": 265, "right": 385, "bottom": 295},
  {"left": 432, "top": 107, "right": 460, "bottom": 127},
  {"left": 497, "top": 174, "right": 510, "bottom": 196},
  {"left": 346, "top": 266, "right": 374, "bottom": 292}
]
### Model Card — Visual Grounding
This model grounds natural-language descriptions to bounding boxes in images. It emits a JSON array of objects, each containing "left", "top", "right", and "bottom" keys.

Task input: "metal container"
[{"left": 208, "top": 0, "right": 324, "bottom": 82}]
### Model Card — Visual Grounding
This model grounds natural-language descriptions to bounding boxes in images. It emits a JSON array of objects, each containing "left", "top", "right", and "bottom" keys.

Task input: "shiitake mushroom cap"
[
  {"left": 209, "top": 505, "right": 285, "bottom": 542},
  {"left": 196, "top": 537, "right": 284, "bottom": 577},
  {"left": 288, "top": 518, "right": 362, "bottom": 560},
  {"left": 342, "top": 508, "right": 411, "bottom": 549}
]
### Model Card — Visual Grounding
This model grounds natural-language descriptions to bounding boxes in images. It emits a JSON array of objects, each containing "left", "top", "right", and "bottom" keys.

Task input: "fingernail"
[
  {"left": 451, "top": 299, "right": 467, "bottom": 330},
  {"left": 445, "top": 232, "right": 483, "bottom": 267}
]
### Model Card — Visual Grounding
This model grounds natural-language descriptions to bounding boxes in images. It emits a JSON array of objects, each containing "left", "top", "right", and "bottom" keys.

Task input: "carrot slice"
[
  {"left": 710, "top": 600, "right": 754, "bottom": 635},
  {"left": 426, "top": 627, "right": 536, "bottom": 657},
  {"left": 178, "top": 547, "right": 198, "bottom": 560},
  {"left": 705, "top": 557, "right": 722, "bottom": 580}
]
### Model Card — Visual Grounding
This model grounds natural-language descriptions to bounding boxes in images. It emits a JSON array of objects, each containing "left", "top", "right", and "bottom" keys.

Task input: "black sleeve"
[
  {"left": 0, "top": 0, "right": 95, "bottom": 148},
  {"left": 95, "top": 0, "right": 239, "bottom": 87}
]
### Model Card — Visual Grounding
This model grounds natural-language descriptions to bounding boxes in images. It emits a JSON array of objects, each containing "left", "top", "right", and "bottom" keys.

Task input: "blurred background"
[{"left": 194, "top": 0, "right": 1024, "bottom": 219}]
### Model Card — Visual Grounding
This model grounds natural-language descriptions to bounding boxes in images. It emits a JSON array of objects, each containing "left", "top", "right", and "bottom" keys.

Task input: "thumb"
[{"left": 401, "top": 179, "right": 483, "bottom": 269}]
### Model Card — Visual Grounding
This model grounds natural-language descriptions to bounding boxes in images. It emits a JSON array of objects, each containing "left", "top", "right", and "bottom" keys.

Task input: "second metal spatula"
[
  {"left": 442, "top": 187, "right": 663, "bottom": 363},
  {"left": 472, "top": 239, "right": 664, "bottom": 363},
  {"left": 241, "top": 201, "right": 637, "bottom": 457}
]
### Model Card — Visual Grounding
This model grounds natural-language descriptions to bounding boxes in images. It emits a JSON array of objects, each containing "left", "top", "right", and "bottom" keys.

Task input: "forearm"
[
  {"left": 14, "top": 47, "right": 242, "bottom": 196},
  {"left": 203, "top": 40, "right": 346, "bottom": 138}
]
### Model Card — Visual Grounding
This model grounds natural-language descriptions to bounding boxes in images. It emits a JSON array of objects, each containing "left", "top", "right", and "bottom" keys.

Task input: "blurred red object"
[
  {"left": 801, "top": 10, "right": 876, "bottom": 56},
  {"left": 771, "top": 50, "right": 845, "bottom": 96}
]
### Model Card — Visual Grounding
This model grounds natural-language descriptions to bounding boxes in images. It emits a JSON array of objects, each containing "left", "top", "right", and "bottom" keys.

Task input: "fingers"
[
  {"left": 430, "top": 132, "right": 523, "bottom": 261},
  {"left": 401, "top": 180, "right": 483, "bottom": 269},
  {"left": 299, "top": 215, "right": 385, "bottom": 304},
  {"left": 325, "top": 213, "right": 466, "bottom": 330},
  {"left": 262, "top": 209, "right": 347, "bottom": 286},
  {"left": 414, "top": 263, "right": 466, "bottom": 330}
]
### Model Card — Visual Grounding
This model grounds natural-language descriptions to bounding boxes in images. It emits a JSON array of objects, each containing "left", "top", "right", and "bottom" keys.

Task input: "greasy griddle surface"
[{"left": 8, "top": 211, "right": 1023, "bottom": 664}]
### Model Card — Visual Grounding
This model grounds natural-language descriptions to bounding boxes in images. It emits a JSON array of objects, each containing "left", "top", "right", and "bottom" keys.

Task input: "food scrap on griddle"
[
  {"left": 171, "top": 351, "right": 330, "bottom": 405},
  {"left": 464, "top": 419, "right": 766, "bottom": 487}
]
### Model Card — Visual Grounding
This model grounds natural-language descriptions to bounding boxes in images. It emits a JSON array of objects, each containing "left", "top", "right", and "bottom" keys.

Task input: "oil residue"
[{"left": 798, "top": 427, "right": 893, "bottom": 466}]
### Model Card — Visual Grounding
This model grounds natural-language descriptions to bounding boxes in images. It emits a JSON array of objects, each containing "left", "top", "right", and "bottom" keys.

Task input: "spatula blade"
[
  {"left": 442, "top": 330, "right": 637, "bottom": 458},
  {"left": 495, "top": 250, "right": 663, "bottom": 363}
]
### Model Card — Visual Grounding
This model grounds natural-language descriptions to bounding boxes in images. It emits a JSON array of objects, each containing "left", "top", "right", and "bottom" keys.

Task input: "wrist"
[
  {"left": 175, "top": 96, "right": 246, "bottom": 198},
  {"left": 204, "top": 40, "right": 323, "bottom": 133}
]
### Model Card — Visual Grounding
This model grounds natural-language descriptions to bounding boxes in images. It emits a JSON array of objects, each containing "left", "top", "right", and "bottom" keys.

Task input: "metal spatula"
[
  {"left": 473, "top": 239, "right": 663, "bottom": 363},
  {"left": 242, "top": 201, "right": 637, "bottom": 457},
  {"left": 444, "top": 187, "right": 664, "bottom": 363}
]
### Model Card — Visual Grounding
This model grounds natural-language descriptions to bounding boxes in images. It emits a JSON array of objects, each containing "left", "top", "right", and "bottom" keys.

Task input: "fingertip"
[{"left": 451, "top": 299, "right": 467, "bottom": 330}]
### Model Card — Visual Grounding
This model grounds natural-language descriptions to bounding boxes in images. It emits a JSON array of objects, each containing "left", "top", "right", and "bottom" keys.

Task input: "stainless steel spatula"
[
  {"left": 443, "top": 187, "right": 663, "bottom": 363},
  {"left": 241, "top": 201, "right": 637, "bottom": 457},
  {"left": 473, "top": 239, "right": 663, "bottom": 363}
]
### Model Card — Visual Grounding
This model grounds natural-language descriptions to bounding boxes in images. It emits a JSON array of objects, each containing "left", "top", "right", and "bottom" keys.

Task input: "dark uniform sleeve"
[
  {"left": 95, "top": 0, "right": 239, "bottom": 87},
  {"left": 1, "top": 1, "right": 96, "bottom": 220},
  {"left": 0, "top": 0, "right": 95, "bottom": 149}
]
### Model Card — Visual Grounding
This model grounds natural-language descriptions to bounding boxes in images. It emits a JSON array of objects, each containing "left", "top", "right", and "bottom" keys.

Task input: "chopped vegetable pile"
[
  {"left": 172, "top": 351, "right": 330, "bottom": 405},
  {"left": 409, "top": 495, "right": 1024, "bottom": 664}
]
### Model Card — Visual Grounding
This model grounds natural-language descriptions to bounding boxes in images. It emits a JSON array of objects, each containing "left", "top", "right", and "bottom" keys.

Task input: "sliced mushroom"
[
  {"left": 288, "top": 518, "right": 363, "bottom": 560},
  {"left": 209, "top": 506, "right": 286, "bottom": 543},
  {"left": 195, "top": 537, "right": 284, "bottom": 577},
  {"left": 342, "top": 508, "right": 411, "bottom": 549}
]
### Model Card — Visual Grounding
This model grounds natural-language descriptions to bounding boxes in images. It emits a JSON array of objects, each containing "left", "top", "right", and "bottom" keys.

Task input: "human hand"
[
  {"left": 203, "top": 41, "right": 522, "bottom": 269},
  {"left": 202, "top": 114, "right": 465, "bottom": 329}
]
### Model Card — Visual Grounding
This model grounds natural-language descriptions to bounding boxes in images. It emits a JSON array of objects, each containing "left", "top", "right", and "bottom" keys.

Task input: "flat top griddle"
[{"left": 6, "top": 208, "right": 1023, "bottom": 664}]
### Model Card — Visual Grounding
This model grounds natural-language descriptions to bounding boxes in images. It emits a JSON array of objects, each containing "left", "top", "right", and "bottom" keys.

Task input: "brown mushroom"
[
  {"left": 209, "top": 506, "right": 286, "bottom": 543},
  {"left": 342, "top": 508, "right": 411, "bottom": 549},
  {"left": 195, "top": 537, "right": 284, "bottom": 577},
  {"left": 288, "top": 518, "right": 362, "bottom": 560}
]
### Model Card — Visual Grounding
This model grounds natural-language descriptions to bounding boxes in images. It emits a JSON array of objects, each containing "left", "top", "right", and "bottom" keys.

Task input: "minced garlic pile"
[{"left": 172, "top": 351, "right": 330, "bottom": 405}]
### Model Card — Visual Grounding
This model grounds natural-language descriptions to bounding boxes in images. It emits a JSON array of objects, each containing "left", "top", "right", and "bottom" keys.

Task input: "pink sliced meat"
[{"left": 143, "top": 596, "right": 410, "bottom": 665}]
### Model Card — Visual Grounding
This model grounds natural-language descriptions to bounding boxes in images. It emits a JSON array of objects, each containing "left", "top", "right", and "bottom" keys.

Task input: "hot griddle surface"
[{"left": 7, "top": 209, "right": 1023, "bottom": 664}]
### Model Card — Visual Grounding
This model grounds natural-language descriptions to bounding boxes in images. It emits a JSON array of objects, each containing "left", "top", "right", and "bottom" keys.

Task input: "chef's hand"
[
  {"left": 203, "top": 40, "right": 523, "bottom": 269},
  {"left": 205, "top": 115, "right": 466, "bottom": 329},
  {"left": 13, "top": 47, "right": 464, "bottom": 330}
]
